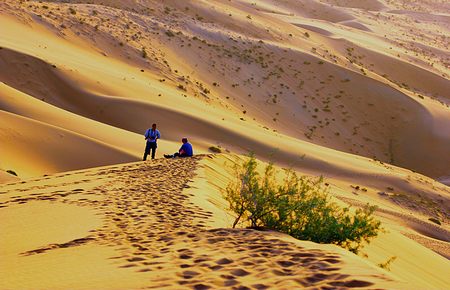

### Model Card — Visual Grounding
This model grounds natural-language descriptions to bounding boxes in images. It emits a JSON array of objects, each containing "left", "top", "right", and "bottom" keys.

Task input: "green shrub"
[{"left": 224, "top": 154, "right": 381, "bottom": 253}]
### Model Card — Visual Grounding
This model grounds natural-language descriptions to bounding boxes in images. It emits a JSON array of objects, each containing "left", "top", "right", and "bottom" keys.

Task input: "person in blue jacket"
[
  {"left": 143, "top": 123, "right": 161, "bottom": 160},
  {"left": 164, "top": 137, "right": 193, "bottom": 158}
]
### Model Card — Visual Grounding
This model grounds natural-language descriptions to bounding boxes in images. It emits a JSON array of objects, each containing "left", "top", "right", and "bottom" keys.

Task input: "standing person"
[
  {"left": 164, "top": 137, "right": 193, "bottom": 158},
  {"left": 143, "top": 123, "right": 161, "bottom": 160}
]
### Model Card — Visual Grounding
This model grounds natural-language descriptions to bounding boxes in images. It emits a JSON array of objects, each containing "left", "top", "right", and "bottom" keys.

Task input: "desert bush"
[
  {"left": 428, "top": 217, "right": 441, "bottom": 225},
  {"left": 141, "top": 47, "right": 147, "bottom": 58},
  {"left": 378, "top": 256, "right": 397, "bottom": 271},
  {"left": 208, "top": 146, "right": 222, "bottom": 153},
  {"left": 224, "top": 154, "right": 381, "bottom": 253},
  {"left": 165, "top": 30, "right": 175, "bottom": 37},
  {"left": 6, "top": 170, "right": 18, "bottom": 176}
]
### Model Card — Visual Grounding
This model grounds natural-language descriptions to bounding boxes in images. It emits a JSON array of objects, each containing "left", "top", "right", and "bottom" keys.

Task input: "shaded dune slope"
[
  {"left": 0, "top": 110, "right": 137, "bottom": 177},
  {"left": 1, "top": 35, "right": 449, "bottom": 178},
  {"left": 2, "top": 46, "right": 450, "bottom": 206}
]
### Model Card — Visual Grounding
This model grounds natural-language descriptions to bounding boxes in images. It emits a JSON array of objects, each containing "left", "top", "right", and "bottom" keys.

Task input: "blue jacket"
[
  {"left": 145, "top": 129, "right": 161, "bottom": 143},
  {"left": 179, "top": 142, "right": 193, "bottom": 156}
]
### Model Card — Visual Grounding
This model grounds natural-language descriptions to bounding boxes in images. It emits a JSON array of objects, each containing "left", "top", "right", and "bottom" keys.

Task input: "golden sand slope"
[
  {"left": 0, "top": 0, "right": 449, "bottom": 287},
  {"left": 0, "top": 155, "right": 412, "bottom": 289},
  {"left": 1, "top": 155, "right": 449, "bottom": 289}
]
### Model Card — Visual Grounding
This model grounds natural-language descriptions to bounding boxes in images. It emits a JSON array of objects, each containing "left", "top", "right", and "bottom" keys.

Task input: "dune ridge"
[
  {"left": 1, "top": 155, "right": 449, "bottom": 289},
  {"left": 0, "top": 155, "right": 419, "bottom": 289}
]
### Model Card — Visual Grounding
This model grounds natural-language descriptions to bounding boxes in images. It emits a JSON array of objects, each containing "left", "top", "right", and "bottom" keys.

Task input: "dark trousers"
[
  {"left": 143, "top": 142, "right": 157, "bottom": 160},
  {"left": 165, "top": 152, "right": 190, "bottom": 159}
]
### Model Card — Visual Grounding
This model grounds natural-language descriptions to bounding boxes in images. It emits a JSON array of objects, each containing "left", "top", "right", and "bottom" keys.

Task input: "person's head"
[
  {"left": 152, "top": 123, "right": 157, "bottom": 130},
  {"left": 182, "top": 137, "right": 188, "bottom": 144}
]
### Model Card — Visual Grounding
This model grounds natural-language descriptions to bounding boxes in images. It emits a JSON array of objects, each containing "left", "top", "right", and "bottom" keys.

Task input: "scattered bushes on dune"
[{"left": 224, "top": 154, "right": 382, "bottom": 253}]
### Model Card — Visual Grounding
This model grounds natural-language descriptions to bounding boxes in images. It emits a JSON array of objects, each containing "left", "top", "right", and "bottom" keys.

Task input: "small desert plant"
[
  {"left": 165, "top": 30, "right": 175, "bottom": 37},
  {"left": 428, "top": 217, "right": 441, "bottom": 225},
  {"left": 378, "top": 256, "right": 397, "bottom": 271},
  {"left": 6, "top": 170, "right": 18, "bottom": 176},
  {"left": 224, "top": 154, "right": 382, "bottom": 253},
  {"left": 208, "top": 146, "right": 222, "bottom": 153}
]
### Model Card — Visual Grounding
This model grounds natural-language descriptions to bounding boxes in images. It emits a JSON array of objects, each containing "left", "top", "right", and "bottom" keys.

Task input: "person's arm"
[
  {"left": 144, "top": 129, "right": 149, "bottom": 140},
  {"left": 179, "top": 144, "right": 185, "bottom": 154},
  {"left": 157, "top": 130, "right": 161, "bottom": 140}
]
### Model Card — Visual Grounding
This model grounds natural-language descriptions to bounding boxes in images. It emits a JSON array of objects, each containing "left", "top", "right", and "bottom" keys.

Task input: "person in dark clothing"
[
  {"left": 143, "top": 123, "right": 161, "bottom": 161},
  {"left": 164, "top": 137, "right": 193, "bottom": 158}
]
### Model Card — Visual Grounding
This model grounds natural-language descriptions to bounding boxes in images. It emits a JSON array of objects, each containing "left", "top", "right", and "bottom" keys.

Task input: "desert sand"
[
  {"left": 0, "top": 156, "right": 426, "bottom": 289},
  {"left": 1, "top": 0, "right": 449, "bottom": 289}
]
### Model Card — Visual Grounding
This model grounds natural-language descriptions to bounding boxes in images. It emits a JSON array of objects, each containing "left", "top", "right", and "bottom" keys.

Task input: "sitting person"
[{"left": 164, "top": 137, "right": 193, "bottom": 158}]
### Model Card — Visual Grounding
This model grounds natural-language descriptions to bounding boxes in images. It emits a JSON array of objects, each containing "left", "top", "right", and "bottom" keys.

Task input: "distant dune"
[{"left": 0, "top": 0, "right": 449, "bottom": 179}]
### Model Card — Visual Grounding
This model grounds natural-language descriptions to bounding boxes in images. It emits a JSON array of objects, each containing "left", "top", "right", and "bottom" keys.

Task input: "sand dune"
[
  {"left": 0, "top": 170, "right": 19, "bottom": 183},
  {"left": 0, "top": 82, "right": 143, "bottom": 155},
  {"left": 0, "top": 156, "right": 417, "bottom": 289},
  {"left": 0, "top": 110, "right": 139, "bottom": 178},
  {"left": 1, "top": 155, "right": 449, "bottom": 289},
  {"left": 1, "top": 1, "right": 448, "bottom": 178},
  {"left": 320, "top": 0, "right": 386, "bottom": 11},
  {"left": 0, "top": 0, "right": 449, "bottom": 288}
]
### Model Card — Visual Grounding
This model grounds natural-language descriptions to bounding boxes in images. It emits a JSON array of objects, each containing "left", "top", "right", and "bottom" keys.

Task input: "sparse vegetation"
[{"left": 224, "top": 154, "right": 382, "bottom": 253}]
